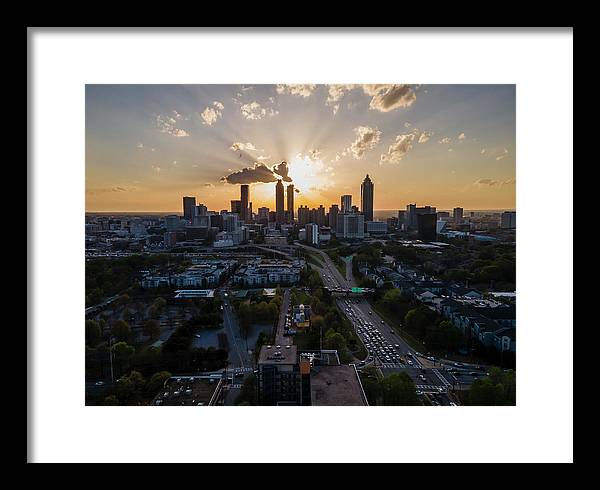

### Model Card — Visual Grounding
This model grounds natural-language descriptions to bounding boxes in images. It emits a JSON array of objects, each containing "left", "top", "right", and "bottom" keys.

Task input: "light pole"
[{"left": 108, "top": 335, "right": 115, "bottom": 383}]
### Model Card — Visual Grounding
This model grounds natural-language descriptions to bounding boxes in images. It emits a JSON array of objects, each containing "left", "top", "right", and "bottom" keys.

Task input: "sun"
[{"left": 288, "top": 154, "right": 334, "bottom": 200}]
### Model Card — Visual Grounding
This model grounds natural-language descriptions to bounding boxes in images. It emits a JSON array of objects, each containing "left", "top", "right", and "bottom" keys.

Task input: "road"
[
  {"left": 275, "top": 289, "right": 292, "bottom": 346},
  {"left": 221, "top": 295, "right": 251, "bottom": 369},
  {"left": 290, "top": 242, "right": 460, "bottom": 404}
]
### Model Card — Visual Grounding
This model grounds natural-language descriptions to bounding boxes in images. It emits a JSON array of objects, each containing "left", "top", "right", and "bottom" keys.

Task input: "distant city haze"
[{"left": 86, "top": 84, "right": 515, "bottom": 212}]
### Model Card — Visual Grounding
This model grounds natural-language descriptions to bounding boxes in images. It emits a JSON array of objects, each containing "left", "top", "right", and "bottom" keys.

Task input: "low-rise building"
[{"left": 233, "top": 259, "right": 305, "bottom": 287}]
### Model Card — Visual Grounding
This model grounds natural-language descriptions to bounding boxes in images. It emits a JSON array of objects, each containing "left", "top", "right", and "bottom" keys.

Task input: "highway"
[
  {"left": 221, "top": 294, "right": 251, "bottom": 369},
  {"left": 290, "top": 242, "right": 462, "bottom": 404}
]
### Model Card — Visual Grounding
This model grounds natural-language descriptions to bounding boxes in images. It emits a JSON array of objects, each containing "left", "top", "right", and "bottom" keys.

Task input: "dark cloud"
[
  {"left": 221, "top": 161, "right": 292, "bottom": 185},
  {"left": 272, "top": 161, "right": 292, "bottom": 182}
]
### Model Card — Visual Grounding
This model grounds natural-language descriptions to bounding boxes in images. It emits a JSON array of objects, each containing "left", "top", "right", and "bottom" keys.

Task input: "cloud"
[
  {"left": 362, "top": 84, "right": 416, "bottom": 112},
  {"left": 458, "top": 132, "right": 466, "bottom": 140},
  {"left": 380, "top": 132, "right": 417, "bottom": 164},
  {"left": 136, "top": 143, "right": 144, "bottom": 149},
  {"left": 418, "top": 131, "right": 433, "bottom": 143},
  {"left": 240, "top": 101, "right": 278, "bottom": 120},
  {"left": 257, "top": 155, "right": 271, "bottom": 161},
  {"left": 481, "top": 148, "right": 487, "bottom": 154},
  {"left": 86, "top": 186, "right": 137, "bottom": 195},
  {"left": 348, "top": 126, "right": 381, "bottom": 159},
  {"left": 203, "top": 183, "right": 215, "bottom": 188},
  {"left": 496, "top": 148, "right": 510, "bottom": 160},
  {"left": 474, "top": 178, "right": 516, "bottom": 188},
  {"left": 438, "top": 137, "right": 451, "bottom": 144},
  {"left": 448, "top": 148, "right": 454, "bottom": 152},
  {"left": 308, "top": 149, "right": 321, "bottom": 160},
  {"left": 276, "top": 84, "right": 317, "bottom": 98},
  {"left": 272, "top": 161, "right": 292, "bottom": 181},
  {"left": 230, "top": 141, "right": 261, "bottom": 152},
  {"left": 221, "top": 161, "right": 292, "bottom": 185},
  {"left": 156, "top": 114, "right": 189, "bottom": 137},
  {"left": 152, "top": 165, "right": 161, "bottom": 173},
  {"left": 326, "top": 84, "right": 358, "bottom": 111},
  {"left": 200, "top": 101, "right": 224, "bottom": 126}
]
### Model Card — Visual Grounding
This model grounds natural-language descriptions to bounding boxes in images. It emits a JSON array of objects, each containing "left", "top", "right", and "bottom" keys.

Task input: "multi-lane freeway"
[{"left": 292, "top": 242, "right": 466, "bottom": 404}]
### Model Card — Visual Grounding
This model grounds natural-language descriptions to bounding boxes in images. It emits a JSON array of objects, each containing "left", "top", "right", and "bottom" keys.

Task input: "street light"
[{"left": 108, "top": 335, "right": 115, "bottom": 383}]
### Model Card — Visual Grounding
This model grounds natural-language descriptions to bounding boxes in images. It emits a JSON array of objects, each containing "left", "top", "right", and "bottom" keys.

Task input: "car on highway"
[{"left": 454, "top": 362, "right": 464, "bottom": 367}]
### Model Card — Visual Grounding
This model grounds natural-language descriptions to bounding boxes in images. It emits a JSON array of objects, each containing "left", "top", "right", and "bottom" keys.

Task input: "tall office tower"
[
  {"left": 230, "top": 200, "right": 242, "bottom": 215},
  {"left": 406, "top": 204, "right": 417, "bottom": 229},
  {"left": 258, "top": 206, "right": 269, "bottom": 222},
  {"left": 249, "top": 202, "right": 253, "bottom": 221},
  {"left": 341, "top": 195, "right": 352, "bottom": 213},
  {"left": 223, "top": 213, "right": 240, "bottom": 232},
  {"left": 328, "top": 204, "right": 339, "bottom": 230},
  {"left": 240, "top": 184, "right": 250, "bottom": 222},
  {"left": 298, "top": 205, "right": 310, "bottom": 226},
  {"left": 501, "top": 211, "right": 516, "bottom": 229},
  {"left": 195, "top": 204, "right": 207, "bottom": 217},
  {"left": 183, "top": 196, "right": 196, "bottom": 221},
  {"left": 316, "top": 205, "right": 326, "bottom": 226},
  {"left": 275, "top": 180, "right": 285, "bottom": 224},
  {"left": 165, "top": 214, "right": 181, "bottom": 231},
  {"left": 287, "top": 184, "right": 295, "bottom": 223},
  {"left": 360, "top": 174, "right": 374, "bottom": 222},
  {"left": 305, "top": 223, "right": 320, "bottom": 245},
  {"left": 406, "top": 204, "right": 437, "bottom": 230},
  {"left": 417, "top": 213, "right": 437, "bottom": 241},
  {"left": 398, "top": 210, "right": 406, "bottom": 230},
  {"left": 337, "top": 212, "right": 365, "bottom": 239},
  {"left": 453, "top": 207, "right": 464, "bottom": 224}
]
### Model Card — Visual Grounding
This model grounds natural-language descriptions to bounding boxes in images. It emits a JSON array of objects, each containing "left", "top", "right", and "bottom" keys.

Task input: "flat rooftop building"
[{"left": 310, "top": 365, "right": 368, "bottom": 406}]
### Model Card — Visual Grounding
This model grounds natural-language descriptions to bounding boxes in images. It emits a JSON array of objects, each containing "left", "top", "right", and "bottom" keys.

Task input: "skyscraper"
[
  {"left": 298, "top": 205, "right": 310, "bottom": 226},
  {"left": 231, "top": 200, "right": 242, "bottom": 215},
  {"left": 183, "top": 196, "right": 196, "bottom": 221},
  {"left": 287, "top": 184, "right": 295, "bottom": 223},
  {"left": 240, "top": 184, "right": 249, "bottom": 223},
  {"left": 361, "top": 174, "right": 374, "bottom": 222},
  {"left": 417, "top": 213, "right": 437, "bottom": 241},
  {"left": 275, "top": 180, "right": 285, "bottom": 224},
  {"left": 328, "top": 204, "right": 339, "bottom": 230},
  {"left": 341, "top": 195, "right": 352, "bottom": 213},
  {"left": 453, "top": 207, "right": 464, "bottom": 224},
  {"left": 501, "top": 211, "right": 516, "bottom": 229}
]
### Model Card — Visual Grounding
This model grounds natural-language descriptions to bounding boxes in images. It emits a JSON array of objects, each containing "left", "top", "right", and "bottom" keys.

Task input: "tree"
[
  {"left": 323, "top": 330, "right": 347, "bottom": 356},
  {"left": 111, "top": 319, "right": 132, "bottom": 342},
  {"left": 102, "top": 395, "right": 119, "bottom": 406},
  {"left": 465, "top": 368, "right": 516, "bottom": 406},
  {"left": 404, "top": 306, "right": 435, "bottom": 339},
  {"left": 112, "top": 341, "right": 135, "bottom": 374},
  {"left": 143, "top": 319, "right": 161, "bottom": 340},
  {"left": 146, "top": 371, "right": 172, "bottom": 395},
  {"left": 85, "top": 320, "right": 102, "bottom": 346},
  {"left": 115, "top": 370, "right": 145, "bottom": 404},
  {"left": 380, "top": 372, "right": 419, "bottom": 406}
]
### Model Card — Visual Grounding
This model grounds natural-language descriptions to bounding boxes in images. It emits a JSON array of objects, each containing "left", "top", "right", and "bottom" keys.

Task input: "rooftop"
[
  {"left": 310, "top": 365, "right": 367, "bottom": 406},
  {"left": 258, "top": 344, "right": 298, "bottom": 365}
]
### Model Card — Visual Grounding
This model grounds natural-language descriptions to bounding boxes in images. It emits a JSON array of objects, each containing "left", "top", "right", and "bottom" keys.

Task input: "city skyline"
[{"left": 86, "top": 84, "right": 516, "bottom": 212}]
